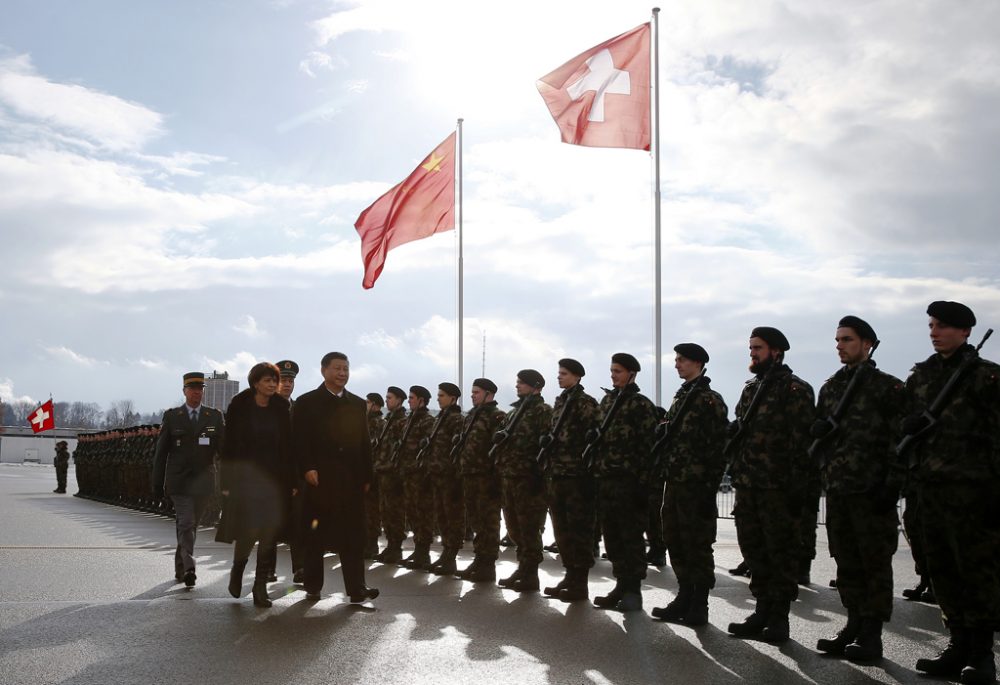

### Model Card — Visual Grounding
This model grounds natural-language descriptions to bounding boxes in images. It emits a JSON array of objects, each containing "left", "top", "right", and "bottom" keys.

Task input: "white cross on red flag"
[
  {"left": 27, "top": 399, "right": 55, "bottom": 433},
  {"left": 536, "top": 23, "right": 651, "bottom": 150}
]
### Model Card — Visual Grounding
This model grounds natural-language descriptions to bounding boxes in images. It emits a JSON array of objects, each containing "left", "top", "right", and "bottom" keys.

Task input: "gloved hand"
[
  {"left": 492, "top": 430, "right": 508, "bottom": 445},
  {"left": 810, "top": 419, "right": 834, "bottom": 439}
]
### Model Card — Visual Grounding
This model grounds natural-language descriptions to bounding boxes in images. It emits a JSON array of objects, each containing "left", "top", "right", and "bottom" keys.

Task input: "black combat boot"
[
  {"left": 594, "top": 579, "right": 625, "bottom": 609},
  {"left": 816, "top": 610, "right": 861, "bottom": 655},
  {"left": 512, "top": 565, "right": 540, "bottom": 593},
  {"left": 902, "top": 577, "right": 928, "bottom": 600},
  {"left": 498, "top": 566, "right": 523, "bottom": 588},
  {"left": 916, "top": 627, "right": 968, "bottom": 677},
  {"left": 728, "top": 600, "right": 770, "bottom": 638},
  {"left": 228, "top": 558, "right": 248, "bottom": 598},
  {"left": 761, "top": 599, "right": 791, "bottom": 644},
  {"left": 402, "top": 546, "right": 431, "bottom": 571},
  {"left": 651, "top": 583, "right": 692, "bottom": 621},
  {"left": 681, "top": 584, "right": 710, "bottom": 626},
  {"left": 251, "top": 579, "right": 272, "bottom": 608},
  {"left": 431, "top": 549, "right": 458, "bottom": 576},
  {"left": 544, "top": 571, "right": 570, "bottom": 597},
  {"left": 960, "top": 628, "right": 997, "bottom": 685},
  {"left": 375, "top": 544, "right": 403, "bottom": 564},
  {"left": 558, "top": 567, "right": 590, "bottom": 602},
  {"left": 467, "top": 557, "right": 497, "bottom": 582},
  {"left": 729, "top": 560, "right": 751, "bottom": 577},
  {"left": 797, "top": 559, "right": 811, "bottom": 585},
  {"left": 844, "top": 617, "right": 883, "bottom": 662},
  {"left": 456, "top": 555, "right": 481, "bottom": 579},
  {"left": 615, "top": 579, "right": 643, "bottom": 612}
]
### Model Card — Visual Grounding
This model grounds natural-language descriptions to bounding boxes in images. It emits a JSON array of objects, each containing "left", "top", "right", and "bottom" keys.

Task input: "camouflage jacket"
[
  {"left": 656, "top": 375, "right": 729, "bottom": 485},
  {"left": 729, "top": 364, "right": 815, "bottom": 490},
  {"left": 455, "top": 401, "right": 507, "bottom": 475},
  {"left": 905, "top": 345, "right": 1000, "bottom": 483},
  {"left": 367, "top": 410, "right": 386, "bottom": 450},
  {"left": 815, "top": 361, "right": 908, "bottom": 493},
  {"left": 591, "top": 383, "right": 658, "bottom": 481},
  {"left": 373, "top": 407, "right": 407, "bottom": 472},
  {"left": 395, "top": 407, "right": 434, "bottom": 475},
  {"left": 494, "top": 394, "right": 553, "bottom": 478},
  {"left": 54, "top": 446, "right": 70, "bottom": 467},
  {"left": 421, "top": 404, "right": 465, "bottom": 475},
  {"left": 544, "top": 384, "right": 601, "bottom": 477}
]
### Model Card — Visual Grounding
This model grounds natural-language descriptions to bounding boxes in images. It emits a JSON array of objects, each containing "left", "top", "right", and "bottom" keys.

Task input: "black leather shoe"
[
  {"left": 267, "top": 572, "right": 278, "bottom": 583},
  {"left": 183, "top": 570, "right": 196, "bottom": 588},
  {"left": 252, "top": 581, "right": 272, "bottom": 608},
  {"left": 292, "top": 569, "right": 305, "bottom": 584},
  {"left": 350, "top": 586, "right": 380, "bottom": 603}
]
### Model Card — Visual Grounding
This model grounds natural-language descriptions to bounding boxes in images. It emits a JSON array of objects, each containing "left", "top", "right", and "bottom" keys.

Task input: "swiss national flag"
[
  {"left": 28, "top": 399, "right": 55, "bottom": 434},
  {"left": 536, "top": 23, "right": 651, "bottom": 150},
  {"left": 354, "top": 133, "right": 456, "bottom": 289}
]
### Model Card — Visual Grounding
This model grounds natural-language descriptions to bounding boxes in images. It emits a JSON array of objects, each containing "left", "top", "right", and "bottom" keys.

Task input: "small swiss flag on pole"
[{"left": 27, "top": 399, "right": 55, "bottom": 434}]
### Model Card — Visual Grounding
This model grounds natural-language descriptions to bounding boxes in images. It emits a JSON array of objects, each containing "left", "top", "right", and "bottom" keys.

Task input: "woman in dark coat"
[{"left": 218, "top": 362, "right": 294, "bottom": 607}]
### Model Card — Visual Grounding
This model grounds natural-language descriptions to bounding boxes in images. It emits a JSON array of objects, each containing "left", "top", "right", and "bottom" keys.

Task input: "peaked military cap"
[
  {"left": 366, "top": 392, "right": 384, "bottom": 406},
  {"left": 558, "top": 358, "right": 586, "bottom": 377},
  {"left": 750, "top": 326, "right": 790, "bottom": 352},
  {"left": 927, "top": 301, "right": 976, "bottom": 328},
  {"left": 472, "top": 378, "right": 498, "bottom": 394},
  {"left": 673, "top": 343, "right": 709, "bottom": 365},
  {"left": 183, "top": 372, "right": 206, "bottom": 387},
  {"left": 611, "top": 352, "right": 641, "bottom": 373},
  {"left": 386, "top": 386, "right": 407, "bottom": 400},
  {"left": 276, "top": 360, "right": 299, "bottom": 378},
  {"left": 410, "top": 385, "right": 431, "bottom": 402},
  {"left": 439, "top": 382, "right": 461, "bottom": 398},
  {"left": 838, "top": 315, "right": 878, "bottom": 343},
  {"left": 517, "top": 369, "right": 545, "bottom": 389}
]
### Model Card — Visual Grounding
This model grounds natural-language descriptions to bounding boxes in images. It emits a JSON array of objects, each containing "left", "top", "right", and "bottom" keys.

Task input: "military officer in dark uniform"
[
  {"left": 152, "top": 372, "right": 226, "bottom": 587},
  {"left": 53, "top": 440, "right": 70, "bottom": 493},
  {"left": 268, "top": 359, "right": 302, "bottom": 582},
  {"left": 277, "top": 360, "right": 298, "bottom": 403}
]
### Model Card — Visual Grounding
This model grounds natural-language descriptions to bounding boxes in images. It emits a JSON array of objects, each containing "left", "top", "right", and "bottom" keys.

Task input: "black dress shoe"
[
  {"left": 183, "top": 570, "right": 197, "bottom": 587},
  {"left": 304, "top": 591, "right": 321, "bottom": 601},
  {"left": 267, "top": 573, "right": 278, "bottom": 583},
  {"left": 350, "top": 586, "right": 379, "bottom": 603},
  {"left": 292, "top": 569, "right": 305, "bottom": 584}
]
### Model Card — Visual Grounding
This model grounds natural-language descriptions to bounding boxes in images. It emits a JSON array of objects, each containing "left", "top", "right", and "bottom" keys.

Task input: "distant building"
[{"left": 203, "top": 371, "right": 239, "bottom": 411}]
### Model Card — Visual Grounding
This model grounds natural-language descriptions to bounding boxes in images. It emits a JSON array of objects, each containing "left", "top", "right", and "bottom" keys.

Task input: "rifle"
[
  {"left": 807, "top": 341, "right": 880, "bottom": 459},
  {"left": 450, "top": 404, "right": 482, "bottom": 466},
  {"left": 723, "top": 361, "right": 779, "bottom": 457},
  {"left": 583, "top": 386, "right": 631, "bottom": 470},
  {"left": 490, "top": 394, "right": 535, "bottom": 466},
  {"left": 536, "top": 386, "right": 579, "bottom": 473},
  {"left": 389, "top": 410, "right": 417, "bottom": 467},
  {"left": 371, "top": 410, "right": 397, "bottom": 452},
  {"left": 896, "top": 328, "right": 994, "bottom": 460},
  {"left": 649, "top": 371, "right": 706, "bottom": 474},
  {"left": 415, "top": 405, "right": 457, "bottom": 466}
]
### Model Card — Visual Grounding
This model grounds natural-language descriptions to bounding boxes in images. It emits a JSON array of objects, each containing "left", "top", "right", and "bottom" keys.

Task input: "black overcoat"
[
  {"left": 292, "top": 384, "right": 373, "bottom": 555},
  {"left": 151, "top": 404, "right": 225, "bottom": 498}
]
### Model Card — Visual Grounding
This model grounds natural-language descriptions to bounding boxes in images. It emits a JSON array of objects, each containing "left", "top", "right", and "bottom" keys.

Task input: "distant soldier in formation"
[
  {"left": 398, "top": 385, "right": 435, "bottom": 570},
  {"left": 811, "top": 316, "right": 906, "bottom": 661},
  {"left": 726, "top": 328, "right": 814, "bottom": 644},
  {"left": 651, "top": 343, "right": 728, "bottom": 625},
  {"left": 53, "top": 440, "right": 70, "bottom": 493},
  {"left": 373, "top": 386, "right": 408, "bottom": 563},
  {"left": 424, "top": 383, "right": 465, "bottom": 575},
  {"left": 364, "top": 392, "right": 386, "bottom": 559}
]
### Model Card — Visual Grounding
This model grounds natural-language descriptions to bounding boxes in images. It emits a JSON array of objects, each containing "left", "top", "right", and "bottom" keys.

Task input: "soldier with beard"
[
  {"left": 397, "top": 385, "right": 436, "bottom": 570},
  {"left": 423, "top": 383, "right": 466, "bottom": 575},
  {"left": 364, "top": 392, "right": 386, "bottom": 559},
  {"left": 373, "top": 387, "right": 408, "bottom": 563},
  {"left": 726, "top": 328, "right": 815, "bottom": 644}
]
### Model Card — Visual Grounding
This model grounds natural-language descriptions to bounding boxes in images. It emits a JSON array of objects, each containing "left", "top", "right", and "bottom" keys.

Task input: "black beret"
[
  {"left": 750, "top": 326, "right": 790, "bottom": 352},
  {"left": 410, "top": 385, "right": 431, "bottom": 402},
  {"left": 673, "top": 343, "right": 709, "bottom": 365},
  {"left": 365, "top": 392, "right": 384, "bottom": 406},
  {"left": 275, "top": 360, "right": 299, "bottom": 378},
  {"left": 558, "top": 358, "right": 586, "bottom": 377},
  {"left": 838, "top": 315, "right": 878, "bottom": 343},
  {"left": 517, "top": 369, "right": 545, "bottom": 389},
  {"left": 438, "top": 382, "right": 461, "bottom": 398},
  {"left": 472, "top": 378, "right": 497, "bottom": 394},
  {"left": 386, "top": 386, "right": 406, "bottom": 400},
  {"left": 927, "top": 301, "right": 976, "bottom": 328},
  {"left": 183, "top": 371, "right": 205, "bottom": 387},
  {"left": 611, "top": 352, "right": 641, "bottom": 373}
]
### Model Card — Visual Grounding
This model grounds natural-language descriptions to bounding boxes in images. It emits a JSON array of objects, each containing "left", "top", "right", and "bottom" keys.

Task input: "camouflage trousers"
[
  {"left": 902, "top": 493, "right": 928, "bottom": 576},
  {"left": 547, "top": 475, "right": 596, "bottom": 570},
  {"left": 55, "top": 465, "right": 68, "bottom": 491},
  {"left": 463, "top": 472, "right": 501, "bottom": 560},
  {"left": 734, "top": 487, "right": 800, "bottom": 603},
  {"left": 661, "top": 481, "right": 719, "bottom": 588},
  {"left": 431, "top": 471, "right": 465, "bottom": 552},
  {"left": 645, "top": 476, "right": 666, "bottom": 557},
  {"left": 826, "top": 492, "right": 898, "bottom": 621},
  {"left": 798, "top": 481, "right": 821, "bottom": 564},
  {"left": 377, "top": 470, "right": 406, "bottom": 547},
  {"left": 364, "top": 478, "right": 381, "bottom": 552},
  {"left": 918, "top": 481, "right": 1000, "bottom": 630},
  {"left": 501, "top": 473, "right": 548, "bottom": 566},
  {"left": 598, "top": 475, "right": 648, "bottom": 582},
  {"left": 403, "top": 470, "right": 434, "bottom": 548}
]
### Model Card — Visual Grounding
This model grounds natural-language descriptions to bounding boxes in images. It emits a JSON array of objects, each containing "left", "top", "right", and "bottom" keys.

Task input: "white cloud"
[
  {"left": 0, "top": 378, "right": 34, "bottom": 404},
  {"left": 133, "top": 358, "right": 167, "bottom": 370},
  {"left": 358, "top": 329, "right": 402, "bottom": 349},
  {"left": 299, "top": 50, "right": 338, "bottom": 78},
  {"left": 202, "top": 352, "right": 260, "bottom": 382},
  {"left": 233, "top": 315, "right": 266, "bottom": 338},
  {"left": 44, "top": 345, "right": 103, "bottom": 367}
]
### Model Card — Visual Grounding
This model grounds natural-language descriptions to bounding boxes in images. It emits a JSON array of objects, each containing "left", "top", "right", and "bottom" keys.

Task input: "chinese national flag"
[
  {"left": 536, "top": 23, "right": 650, "bottom": 150},
  {"left": 354, "top": 133, "right": 456, "bottom": 289},
  {"left": 28, "top": 399, "right": 55, "bottom": 434}
]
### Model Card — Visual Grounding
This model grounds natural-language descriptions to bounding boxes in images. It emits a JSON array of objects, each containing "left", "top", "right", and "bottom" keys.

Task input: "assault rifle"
[
  {"left": 490, "top": 394, "right": 535, "bottom": 466},
  {"left": 583, "top": 386, "right": 631, "bottom": 470},
  {"left": 723, "top": 362, "right": 779, "bottom": 457},
  {"left": 449, "top": 404, "right": 482, "bottom": 466},
  {"left": 389, "top": 410, "right": 417, "bottom": 467},
  {"left": 415, "top": 405, "right": 457, "bottom": 467},
  {"left": 807, "top": 340, "right": 880, "bottom": 459},
  {"left": 371, "top": 410, "right": 397, "bottom": 452},
  {"left": 536, "top": 386, "right": 579, "bottom": 473},
  {"left": 650, "top": 371, "right": 706, "bottom": 474}
]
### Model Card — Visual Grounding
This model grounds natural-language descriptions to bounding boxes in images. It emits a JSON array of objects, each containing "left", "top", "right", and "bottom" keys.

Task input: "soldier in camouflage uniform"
[
  {"left": 903, "top": 301, "right": 1000, "bottom": 683},
  {"left": 726, "top": 327, "right": 815, "bottom": 644},
  {"left": 53, "top": 440, "right": 70, "bottom": 494},
  {"left": 454, "top": 378, "right": 506, "bottom": 582},
  {"left": 493, "top": 369, "right": 552, "bottom": 592},
  {"left": 811, "top": 316, "right": 907, "bottom": 661},
  {"left": 589, "top": 353, "right": 659, "bottom": 613},
  {"left": 421, "top": 383, "right": 465, "bottom": 575},
  {"left": 397, "top": 385, "right": 436, "bottom": 570},
  {"left": 373, "top": 386, "right": 408, "bottom": 563},
  {"left": 540, "top": 358, "right": 600, "bottom": 601},
  {"left": 364, "top": 392, "right": 386, "bottom": 559},
  {"left": 650, "top": 343, "right": 728, "bottom": 625}
]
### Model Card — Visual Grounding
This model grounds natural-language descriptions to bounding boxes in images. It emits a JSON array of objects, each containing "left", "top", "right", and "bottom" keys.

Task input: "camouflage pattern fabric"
[
  {"left": 424, "top": 405, "right": 466, "bottom": 552},
  {"left": 733, "top": 487, "right": 799, "bottom": 602},
  {"left": 378, "top": 471, "right": 406, "bottom": 547},
  {"left": 456, "top": 401, "right": 506, "bottom": 475},
  {"left": 657, "top": 375, "right": 729, "bottom": 485},
  {"left": 501, "top": 473, "right": 548, "bottom": 566},
  {"left": 493, "top": 394, "right": 552, "bottom": 478},
  {"left": 545, "top": 384, "right": 600, "bottom": 477},
  {"left": 590, "top": 384, "right": 658, "bottom": 481},
  {"left": 547, "top": 475, "right": 596, "bottom": 569},
  {"left": 661, "top": 482, "right": 719, "bottom": 587},
  {"left": 464, "top": 472, "right": 502, "bottom": 560},
  {"left": 396, "top": 408, "right": 435, "bottom": 548},
  {"left": 365, "top": 410, "right": 386, "bottom": 551},
  {"left": 826, "top": 493, "right": 898, "bottom": 620}
]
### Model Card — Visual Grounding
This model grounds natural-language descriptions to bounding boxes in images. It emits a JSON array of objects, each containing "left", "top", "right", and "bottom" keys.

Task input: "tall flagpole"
[
  {"left": 651, "top": 7, "right": 662, "bottom": 407},
  {"left": 457, "top": 118, "right": 465, "bottom": 403}
]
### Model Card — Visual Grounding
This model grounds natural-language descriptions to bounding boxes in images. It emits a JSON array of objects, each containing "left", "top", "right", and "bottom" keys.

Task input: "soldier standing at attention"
[
  {"left": 373, "top": 387, "right": 408, "bottom": 564},
  {"left": 424, "top": 383, "right": 466, "bottom": 575},
  {"left": 398, "top": 385, "right": 436, "bottom": 570},
  {"left": 151, "top": 372, "right": 225, "bottom": 587},
  {"left": 541, "top": 359, "right": 600, "bottom": 601},
  {"left": 650, "top": 343, "right": 728, "bottom": 625},
  {"left": 364, "top": 392, "right": 386, "bottom": 559},
  {"left": 53, "top": 440, "right": 70, "bottom": 494},
  {"left": 811, "top": 317, "right": 907, "bottom": 661},
  {"left": 726, "top": 328, "right": 815, "bottom": 643},
  {"left": 902, "top": 301, "right": 1000, "bottom": 684},
  {"left": 493, "top": 370, "right": 552, "bottom": 593},
  {"left": 589, "top": 353, "right": 658, "bottom": 613},
  {"left": 454, "top": 378, "right": 506, "bottom": 582}
]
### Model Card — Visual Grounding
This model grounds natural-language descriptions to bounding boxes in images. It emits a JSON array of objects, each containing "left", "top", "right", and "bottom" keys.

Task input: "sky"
[{"left": 1, "top": 0, "right": 999, "bottom": 418}]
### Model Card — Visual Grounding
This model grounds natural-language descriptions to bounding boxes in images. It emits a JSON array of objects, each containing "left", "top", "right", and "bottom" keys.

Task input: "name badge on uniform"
[{"left": 198, "top": 437, "right": 210, "bottom": 446}]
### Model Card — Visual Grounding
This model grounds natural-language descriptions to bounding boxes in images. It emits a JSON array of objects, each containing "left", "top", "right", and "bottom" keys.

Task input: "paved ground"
[{"left": 0, "top": 463, "right": 972, "bottom": 685}]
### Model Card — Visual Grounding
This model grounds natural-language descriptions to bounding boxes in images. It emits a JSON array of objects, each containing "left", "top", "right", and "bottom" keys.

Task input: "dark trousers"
[
  {"left": 826, "top": 492, "right": 897, "bottom": 621},
  {"left": 55, "top": 465, "right": 68, "bottom": 492},
  {"left": 734, "top": 487, "right": 799, "bottom": 603},
  {"left": 547, "top": 475, "right": 596, "bottom": 569},
  {"left": 598, "top": 475, "right": 647, "bottom": 582},
  {"left": 662, "top": 481, "right": 718, "bottom": 587},
  {"left": 303, "top": 528, "right": 366, "bottom": 597},
  {"left": 501, "top": 473, "right": 547, "bottom": 566},
  {"left": 171, "top": 494, "right": 209, "bottom": 574},
  {"left": 235, "top": 530, "right": 278, "bottom": 580}
]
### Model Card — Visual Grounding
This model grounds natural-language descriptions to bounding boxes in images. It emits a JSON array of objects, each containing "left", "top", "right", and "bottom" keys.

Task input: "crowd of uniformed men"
[{"left": 69, "top": 300, "right": 999, "bottom": 684}]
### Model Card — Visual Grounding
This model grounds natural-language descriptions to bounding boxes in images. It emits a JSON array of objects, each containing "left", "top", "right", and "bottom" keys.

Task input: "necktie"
[{"left": 190, "top": 409, "right": 198, "bottom": 423}]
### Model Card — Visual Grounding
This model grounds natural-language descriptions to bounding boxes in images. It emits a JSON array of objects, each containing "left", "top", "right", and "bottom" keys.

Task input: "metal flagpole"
[
  {"left": 457, "top": 118, "right": 464, "bottom": 403},
  {"left": 651, "top": 7, "right": 662, "bottom": 407}
]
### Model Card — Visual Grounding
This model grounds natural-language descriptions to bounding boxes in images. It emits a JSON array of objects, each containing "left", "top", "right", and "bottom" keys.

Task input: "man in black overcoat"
[{"left": 293, "top": 351, "right": 378, "bottom": 603}]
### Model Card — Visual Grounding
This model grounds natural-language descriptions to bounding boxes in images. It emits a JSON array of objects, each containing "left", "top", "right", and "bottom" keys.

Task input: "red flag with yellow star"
[{"left": 355, "top": 133, "right": 456, "bottom": 289}]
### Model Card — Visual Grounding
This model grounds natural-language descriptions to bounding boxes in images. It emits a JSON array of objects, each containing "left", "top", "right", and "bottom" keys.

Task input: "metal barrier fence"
[{"left": 717, "top": 489, "right": 828, "bottom": 526}]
